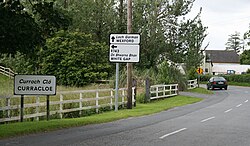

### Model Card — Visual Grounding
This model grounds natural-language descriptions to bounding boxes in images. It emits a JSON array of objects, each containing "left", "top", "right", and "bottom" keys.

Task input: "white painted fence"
[
  {"left": 150, "top": 84, "right": 178, "bottom": 100},
  {"left": 0, "top": 65, "right": 15, "bottom": 78},
  {"left": 187, "top": 79, "right": 198, "bottom": 89},
  {"left": 0, "top": 88, "right": 136, "bottom": 123},
  {"left": 0, "top": 78, "right": 197, "bottom": 123}
]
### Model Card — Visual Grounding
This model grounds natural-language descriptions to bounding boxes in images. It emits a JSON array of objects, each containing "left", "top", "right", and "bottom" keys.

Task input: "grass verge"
[
  {"left": 228, "top": 82, "right": 250, "bottom": 87},
  {"left": 0, "top": 95, "right": 202, "bottom": 139},
  {"left": 188, "top": 87, "right": 213, "bottom": 94}
]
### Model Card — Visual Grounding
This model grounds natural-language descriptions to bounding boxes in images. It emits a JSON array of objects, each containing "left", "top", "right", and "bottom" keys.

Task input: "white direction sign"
[
  {"left": 110, "top": 34, "right": 140, "bottom": 44},
  {"left": 14, "top": 75, "right": 56, "bottom": 95},
  {"left": 110, "top": 44, "right": 140, "bottom": 63}
]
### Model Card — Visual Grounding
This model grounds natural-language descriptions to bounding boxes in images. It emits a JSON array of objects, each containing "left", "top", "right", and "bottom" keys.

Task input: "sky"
[{"left": 187, "top": 0, "right": 250, "bottom": 50}]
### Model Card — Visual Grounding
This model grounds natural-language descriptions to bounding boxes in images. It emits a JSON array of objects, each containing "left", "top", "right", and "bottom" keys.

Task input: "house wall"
[
  {"left": 212, "top": 63, "right": 250, "bottom": 75},
  {"left": 202, "top": 62, "right": 212, "bottom": 75}
]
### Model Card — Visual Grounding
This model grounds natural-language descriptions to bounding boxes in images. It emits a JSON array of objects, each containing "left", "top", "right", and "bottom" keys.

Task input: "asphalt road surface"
[{"left": 1, "top": 85, "right": 250, "bottom": 146}]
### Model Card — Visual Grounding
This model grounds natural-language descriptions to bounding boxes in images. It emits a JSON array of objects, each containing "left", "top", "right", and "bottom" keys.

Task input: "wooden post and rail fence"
[{"left": 0, "top": 66, "right": 198, "bottom": 123}]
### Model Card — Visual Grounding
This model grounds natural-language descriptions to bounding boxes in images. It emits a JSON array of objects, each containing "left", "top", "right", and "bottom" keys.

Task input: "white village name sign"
[{"left": 14, "top": 75, "right": 56, "bottom": 95}]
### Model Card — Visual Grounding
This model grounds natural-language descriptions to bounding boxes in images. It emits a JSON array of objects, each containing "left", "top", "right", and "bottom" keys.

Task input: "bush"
[
  {"left": 200, "top": 75, "right": 213, "bottom": 82},
  {"left": 41, "top": 30, "right": 112, "bottom": 86},
  {"left": 136, "top": 93, "right": 146, "bottom": 103},
  {"left": 0, "top": 52, "right": 36, "bottom": 74},
  {"left": 187, "top": 67, "right": 198, "bottom": 80},
  {"left": 200, "top": 74, "right": 250, "bottom": 83}
]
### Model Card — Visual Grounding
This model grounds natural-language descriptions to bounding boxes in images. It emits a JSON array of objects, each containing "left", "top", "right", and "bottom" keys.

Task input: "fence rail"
[
  {"left": 150, "top": 84, "right": 178, "bottom": 100},
  {"left": 187, "top": 79, "right": 198, "bottom": 89},
  {"left": 0, "top": 65, "right": 15, "bottom": 78},
  {"left": 0, "top": 79, "right": 197, "bottom": 123},
  {"left": 0, "top": 88, "right": 136, "bottom": 123}
]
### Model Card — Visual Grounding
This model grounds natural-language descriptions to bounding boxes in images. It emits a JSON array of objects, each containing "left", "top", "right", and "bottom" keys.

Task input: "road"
[{"left": 1, "top": 85, "right": 250, "bottom": 146}]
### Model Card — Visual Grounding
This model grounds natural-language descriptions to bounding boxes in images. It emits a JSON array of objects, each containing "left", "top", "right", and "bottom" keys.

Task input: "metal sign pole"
[
  {"left": 20, "top": 95, "right": 24, "bottom": 122},
  {"left": 115, "top": 63, "right": 119, "bottom": 111},
  {"left": 47, "top": 95, "right": 50, "bottom": 121},
  {"left": 198, "top": 74, "right": 200, "bottom": 88}
]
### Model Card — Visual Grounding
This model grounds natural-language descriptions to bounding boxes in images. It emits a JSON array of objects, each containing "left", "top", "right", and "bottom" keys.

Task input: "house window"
[{"left": 205, "top": 68, "right": 208, "bottom": 72}]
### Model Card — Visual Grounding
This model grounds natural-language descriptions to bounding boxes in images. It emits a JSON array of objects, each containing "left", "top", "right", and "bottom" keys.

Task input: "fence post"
[
  {"left": 110, "top": 90, "right": 113, "bottom": 110},
  {"left": 79, "top": 93, "right": 83, "bottom": 116},
  {"left": 132, "top": 79, "right": 137, "bottom": 107},
  {"left": 36, "top": 96, "right": 40, "bottom": 121},
  {"left": 176, "top": 84, "right": 179, "bottom": 95},
  {"left": 170, "top": 85, "right": 172, "bottom": 95},
  {"left": 60, "top": 94, "right": 63, "bottom": 119},
  {"left": 122, "top": 89, "right": 125, "bottom": 107},
  {"left": 96, "top": 91, "right": 99, "bottom": 113},
  {"left": 163, "top": 85, "right": 166, "bottom": 97},
  {"left": 145, "top": 78, "right": 150, "bottom": 102},
  {"left": 6, "top": 97, "right": 10, "bottom": 118}
]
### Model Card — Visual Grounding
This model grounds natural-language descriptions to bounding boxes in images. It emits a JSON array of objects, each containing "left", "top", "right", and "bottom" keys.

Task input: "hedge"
[{"left": 200, "top": 74, "right": 250, "bottom": 83}]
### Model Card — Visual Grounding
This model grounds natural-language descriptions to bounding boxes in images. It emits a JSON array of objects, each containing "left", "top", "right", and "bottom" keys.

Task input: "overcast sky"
[{"left": 187, "top": 0, "right": 250, "bottom": 50}]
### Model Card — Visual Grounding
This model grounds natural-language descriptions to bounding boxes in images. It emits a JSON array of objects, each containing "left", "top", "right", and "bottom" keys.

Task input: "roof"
[{"left": 205, "top": 50, "right": 240, "bottom": 63}]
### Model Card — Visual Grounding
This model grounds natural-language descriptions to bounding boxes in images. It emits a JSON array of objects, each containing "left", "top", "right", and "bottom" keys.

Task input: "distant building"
[{"left": 202, "top": 50, "right": 250, "bottom": 75}]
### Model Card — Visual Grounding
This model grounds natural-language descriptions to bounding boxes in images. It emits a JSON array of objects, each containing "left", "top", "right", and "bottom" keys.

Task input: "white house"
[{"left": 202, "top": 50, "right": 250, "bottom": 75}]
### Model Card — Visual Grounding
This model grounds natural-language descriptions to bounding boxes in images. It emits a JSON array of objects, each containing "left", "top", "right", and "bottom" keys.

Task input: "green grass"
[
  {"left": 0, "top": 95, "right": 202, "bottom": 139},
  {"left": 188, "top": 87, "right": 213, "bottom": 94},
  {"left": 228, "top": 82, "right": 250, "bottom": 87}
]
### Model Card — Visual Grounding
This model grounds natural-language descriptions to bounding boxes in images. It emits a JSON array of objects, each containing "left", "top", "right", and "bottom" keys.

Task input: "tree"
[
  {"left": 41, "top": 30, "right": 111, "bottom": 86},
  {"left": 225, "top": 31, "right": 243, "bottom": 53},
  {"left": 133, "top": 0, "right": 197, "bottom": 69},
  {"left": 0, "top": 0, "right": 43, "bottom": 55},
  {"left": 178, "top": 11, "right": 208, "bottom": 72},
  {"left": 65, "top": 0, "right": 119, "bottom": 43},
  {"left": 240, "top": 49, "right": 250, "bottom": 65},
  {"left": 0, "top": 0, "right": 71, "bottom": 56},
  {"left": 31, "top": 0, "right": 72, "bottom": 39}
]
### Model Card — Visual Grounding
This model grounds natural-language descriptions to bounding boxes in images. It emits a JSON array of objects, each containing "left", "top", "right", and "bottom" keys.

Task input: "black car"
[{"left": 207, "top": 76, "right": 228, "bottom": 90}]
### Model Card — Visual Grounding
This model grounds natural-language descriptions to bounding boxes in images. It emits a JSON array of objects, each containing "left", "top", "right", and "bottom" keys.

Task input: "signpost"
[
  {"left": 196, "top": 67, "right": 203, "bottom": 88},
  {"left": 110, "top": 34, "right": 140, "bottom": 111},
  {"left": 110, "top": 44, "right": 140, "bottom": 63},
  {"left": 196, "top": 67, "right": 203, "bottom": 75},
  {"left": 14, "top": 75, "right": 56, "bottom": 122},
  {"left": 110, "top": 34, "right": 140, "bottom": 44},
  {"left": 109, "top": 34, "right": 140, "bottom": 63}
]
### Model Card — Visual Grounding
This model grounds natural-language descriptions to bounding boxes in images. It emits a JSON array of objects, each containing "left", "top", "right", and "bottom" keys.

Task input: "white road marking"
[
  {"left": 245, "top": 100, "right": 248, "bottom": 103},
  {"left": 159, "top": 128, "right": 187, "bottom": 139},
  {"left": 224, "top": 109, "right": 232, "bottom": 113},
  {"left": 201, "top": 117, "right": 215, "bottom": 123},
  {"left": 236, "top": 104, "right": 242, "bottom": 108}
]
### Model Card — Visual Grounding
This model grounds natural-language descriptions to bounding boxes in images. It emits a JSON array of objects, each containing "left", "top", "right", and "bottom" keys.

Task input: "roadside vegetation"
[
  {"left": 187, "top": 87, "right": 213, "bottom": 94},
  {"left": 0, "top": 75, "right": 13, "bottom": 97},
  {"left": 1, "top": 0, "right": 250, "bottom": 140},
  {"left": 1, "top": 0, "right": 207, "bottom": 88},
  {"left": 0, "top": 95, "right": 202, "bottom": 139},
  {"left": 200, "top": 74, "right": 250, "bottom": 87}
]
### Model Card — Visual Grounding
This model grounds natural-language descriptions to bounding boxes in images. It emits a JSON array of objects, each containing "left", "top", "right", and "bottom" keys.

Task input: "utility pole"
[{"left": 127, "top": 0, "right": 132, "bottom": 109}]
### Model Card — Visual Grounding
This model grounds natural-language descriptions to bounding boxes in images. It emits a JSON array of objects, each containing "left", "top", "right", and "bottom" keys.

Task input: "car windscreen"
[{"left": 213, "top": 77, "right": 226, "bottom": 81}]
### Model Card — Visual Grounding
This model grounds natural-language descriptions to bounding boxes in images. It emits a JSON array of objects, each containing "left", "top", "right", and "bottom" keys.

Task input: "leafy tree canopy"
[
  {"left": 0, "top": 0, "right": 71, "bottom": 55},
  {"left": 240, "top": 49, "right": 250, "bottom": 65},
  {"left": 41, "top": 30, "right": 111, "bottom": 86},
  {"left": 0, "top": 0, "right": 42, "bottom": 55},
  {"left": 225, "top": 31, "right": 243, "bottom": 53}
]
